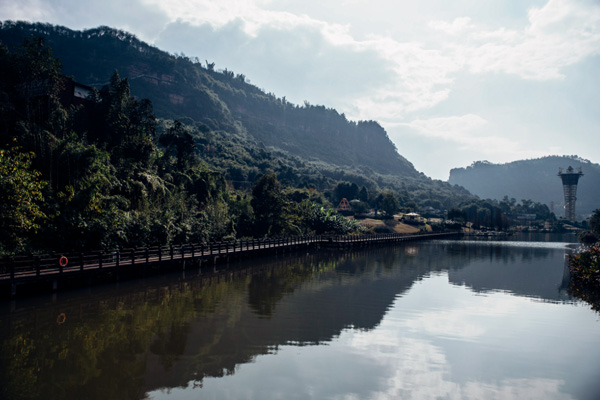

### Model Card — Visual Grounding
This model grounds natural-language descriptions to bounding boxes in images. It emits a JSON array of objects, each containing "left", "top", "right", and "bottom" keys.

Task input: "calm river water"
[{"left": 1, "top": 234, "right": 599, "bottom": 400}]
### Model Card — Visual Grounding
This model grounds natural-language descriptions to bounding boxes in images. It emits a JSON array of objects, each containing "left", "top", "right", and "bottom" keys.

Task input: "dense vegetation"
[
  {"left": 446, "top": 196, "right": 556, "bottom": 231},
  {"left": 449, "top": 157, "right": 600, "bottom": 217},
  {"left": 569, "top": 209, "right": 600, "bottom": 311},
  {"left": 0, "top": 37, "right": 367, "bottom": 254}
]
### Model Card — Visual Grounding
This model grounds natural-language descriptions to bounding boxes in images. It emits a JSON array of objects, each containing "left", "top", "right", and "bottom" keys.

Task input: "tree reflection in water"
[{"left": 0, "top": 237, "right": 591, "bottom": 400}]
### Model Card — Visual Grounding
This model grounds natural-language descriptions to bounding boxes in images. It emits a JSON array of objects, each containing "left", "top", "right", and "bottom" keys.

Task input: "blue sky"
[{"left": 2, "top": 0, "right": 599, "bottom": 180}]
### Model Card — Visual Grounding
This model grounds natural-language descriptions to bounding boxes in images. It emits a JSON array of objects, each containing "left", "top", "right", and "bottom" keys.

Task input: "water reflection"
[
  {"left": 442, "top": 240, "right": 575, "bottom": 301},
  {"left": 1, "top": 238, "right": 598, "bottom": 400}
]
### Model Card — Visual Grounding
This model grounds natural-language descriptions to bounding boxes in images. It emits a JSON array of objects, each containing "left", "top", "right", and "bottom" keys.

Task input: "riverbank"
[{"left": 568, "top": 244, "right": 600, "bottom": 311}]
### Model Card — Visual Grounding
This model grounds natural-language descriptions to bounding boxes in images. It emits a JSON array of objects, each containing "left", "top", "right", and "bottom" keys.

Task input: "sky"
[{"left": 2, "top": 0, "right": 599, "bottom": 180}]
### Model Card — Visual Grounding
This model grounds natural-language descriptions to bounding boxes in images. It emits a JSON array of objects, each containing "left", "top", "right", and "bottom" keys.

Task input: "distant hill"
[
  {"left": 0, "top": 20, "right": 476, "bottom": 209},
  {"left": 448, "top": 156, "right": 600, "bottom": 217}
]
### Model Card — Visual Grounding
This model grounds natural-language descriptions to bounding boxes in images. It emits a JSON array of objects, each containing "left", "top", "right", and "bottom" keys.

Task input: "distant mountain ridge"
[{"left": 448, "top": 156, "right": 600, "bottom": 217}]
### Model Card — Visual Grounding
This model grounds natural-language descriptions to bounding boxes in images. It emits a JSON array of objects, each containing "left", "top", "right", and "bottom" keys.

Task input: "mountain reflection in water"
[{"left": 1, "top": 236, "right": 599, "bottom": 400}]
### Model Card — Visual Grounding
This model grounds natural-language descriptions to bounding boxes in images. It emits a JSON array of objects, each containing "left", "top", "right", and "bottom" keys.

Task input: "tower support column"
[{"left": 558, "top": 166, "right": 583, "bottom": 221}]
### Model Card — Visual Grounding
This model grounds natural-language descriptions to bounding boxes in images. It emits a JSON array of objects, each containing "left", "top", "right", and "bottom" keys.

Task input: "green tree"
[
  {"left": 15, "top": 36, "right": 63, "bottom": 97},
  {"left": 251, "top": 173, "right": 286, "bottom": 236},
  {"left": 306, "top": 204, "right": 362, "bottom": 234},
  {"left": 93, "top": 71, "right": 156, "bottom": 171},
  {"left": 334, "top": 182, "right": 359, "bottom": 203},
  {"left": 381, "top": 192, "right": 399, "bottom": 218},
  {"left": 589, "top": 209, "right": 600, "bottom": 236},
  {"left": 159, "top": 121, "right": 196, "bottom": 171},
  {"left": 0, "top": 148, "right": 47, "bottom": 252},
  {"left": 350, "top": 199, "right": 369, "bottom": 214},
  {"left": 404, "top": 200, "right": 417, "bottom": 212},
  {"left": 358, "top": 186, "right": 369, "bottom": 202},
  {"left": 447, "top": 208, "right": 466, "bottom": 222}
]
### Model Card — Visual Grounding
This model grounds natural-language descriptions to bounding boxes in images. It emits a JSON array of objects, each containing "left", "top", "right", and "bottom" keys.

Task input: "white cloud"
[
  {"left": 420, "top": 0, "right": 600, "bottom": 83},
  {"left": 428, "top": 17, "right": 474, "bottom": 35},
  {"left": 359, "top": 38, "right": 460, "bottom": 116},
  {"left": 154, "top": 19, "right": 397, "bottom": 114},
  {"left": 401, "top": 291, "right": 525, "bottom": 341},
  {"left": 528, "top": 0, "right": 583, "bottom": 32},
  {"left": 0, "top": 0, "right": 55, "bottom": 21},
  {"left": 350, "top": 331, "right": 572, "bottom": 399},
  {"left": 341, "top": 275, "right": 578, "bottom": 399},
  {"left": 139, "top": 1, "right": 460, "bottom": 120},
  {"left": 389, "top": 114, "right": 557, "bottom": 171},
  {"left": 140, "top": 0, "right": 253, "bottom": 27},
  {"left": 462, "top": 0, "right": 600, "bottom": 80},
  {"left": 462, "top": 379, "right": 572, "bottom": 400},
  {"left": 397, "top": 114, "right": 488, "bottom": 142}
]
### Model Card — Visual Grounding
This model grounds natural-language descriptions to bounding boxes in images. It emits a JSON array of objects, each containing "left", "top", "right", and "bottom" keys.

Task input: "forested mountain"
[
  {"left": 0, "top": 34, "right": 371, "bottom": 253},
  {"left": 0, "top": 22, "right": 413, "bottom": 175},
  {"left": 448, "top": 156, "right": 600, "bottom": 217},
  {"left": 0, "top": 21, "right": 473, "bottom": 200},
  {"left": 0, "top": 21, "right": 479, "bottom": 253}
]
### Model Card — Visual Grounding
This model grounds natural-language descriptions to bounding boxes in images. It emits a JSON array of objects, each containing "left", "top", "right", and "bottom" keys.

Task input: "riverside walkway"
[{"left": 1, "top": 232, "right": 460, "bottom": 297}]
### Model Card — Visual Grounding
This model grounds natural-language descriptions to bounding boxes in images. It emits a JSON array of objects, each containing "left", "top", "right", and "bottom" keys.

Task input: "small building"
[
  {"left": 16, "top": 76, "right": 94, "bottom": 122},
  {"left": 337, "top": 198, "right": 351, "bottom": 211},
  {"left": 60, "top": 77, "right": 94, "bottom": 106},
  {"left": 402, "top": 212, "right": 423, "bottom": 224}
]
